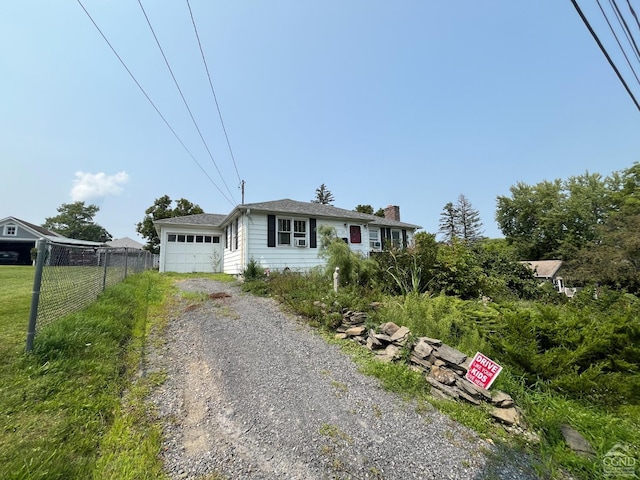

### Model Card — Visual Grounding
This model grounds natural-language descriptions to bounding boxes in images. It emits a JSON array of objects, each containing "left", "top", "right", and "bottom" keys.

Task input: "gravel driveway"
[{"left": 148, "top": 278, "right": 539, "bottom": 480}]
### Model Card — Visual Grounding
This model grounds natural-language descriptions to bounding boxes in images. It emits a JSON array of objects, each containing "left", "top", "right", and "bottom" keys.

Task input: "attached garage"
[
  {"left": 154, "top": 214, "right": 226, "bottom": 274},
  {"left": 164, "top": 233, "right": 222, "bottom": 273}
]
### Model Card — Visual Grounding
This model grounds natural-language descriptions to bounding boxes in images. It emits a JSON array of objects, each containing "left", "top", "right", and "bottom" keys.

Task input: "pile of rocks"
[{"left": 335, "top": 310, "right": 522, "bottom": 427}]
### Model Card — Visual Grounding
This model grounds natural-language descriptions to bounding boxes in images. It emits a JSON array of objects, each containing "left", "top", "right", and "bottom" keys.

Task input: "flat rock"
[
  {"left": 419, "top": 336, "right": 443, "bottom": 347},
  {"left": 491, "top": 390, "right": 514, "bottom": 408},
  {"left": 412, "top": 339, "right": 433, "bottom": 359},
  {"left": 390, "top": 326, "right": 411, "bottom": 344},
  {"left": 334, "top": 333, "right": 348, "bottom": 340},
  {"left": 409, "top": 355, "right": 432, "bottom": 370},
  {"left": 430, "top": 365, "right": 457, "bottom": 386},
  {"left": 367, "top": 330, "right": 384, "bottom": 348},
  {"left": 456, "top": 377, "right": 491, "bottom": 401},
  {"left": 372, "top": 333, "right": 392, "bottom": 343},
  {"left": 345, "top": 326, "right": 366, "bottom": 337},
  {"left": 457, "top": 390, "right": 481, "bottom": 406},
  {"left": 432, "top": 344, "right": 467, "bottom": 365},
  {"left": 490, "top": 407, "right": 520, "bottom": 426},
  {"left": 375, "top": 344, "right": 401, "bottom": 363},
  {"left": 560, "top": 425, "right": 596, "bottom": 458},
  {"left": 426, "top": 376, "right": 459, "bottom": 399},
  {"left": 379, "top": 322, "right": 400, "bottom": 336}
]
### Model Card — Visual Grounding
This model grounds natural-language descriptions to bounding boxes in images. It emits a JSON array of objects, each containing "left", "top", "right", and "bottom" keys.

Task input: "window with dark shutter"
[
  {"left": 234, "top": 219, "right": 239, "bottom": 250},
  {"left": 309, "top": 218, "right": 317, "bottom": 248},
  {"left": 267, "top": 215, "right": 276, "bottom": 247}
]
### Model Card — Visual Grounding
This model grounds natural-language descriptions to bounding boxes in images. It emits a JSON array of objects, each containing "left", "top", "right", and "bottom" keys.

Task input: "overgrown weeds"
[{"left": 245, "top": 270, "right": 640, "bottom": 479}]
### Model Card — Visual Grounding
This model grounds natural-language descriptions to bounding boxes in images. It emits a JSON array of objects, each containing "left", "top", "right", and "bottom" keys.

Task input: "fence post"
[
  {"left": 333, "top": 267, "right": 340, "bottom": 293},
  {"left": 102, "top": 248, "right": 109, "bottom": 291},
  {"left": 26, "top": 238, "right": 47, "bottom": 352},
  {"left": 124, "top": 248, "right": 129, "bottom": 278}
]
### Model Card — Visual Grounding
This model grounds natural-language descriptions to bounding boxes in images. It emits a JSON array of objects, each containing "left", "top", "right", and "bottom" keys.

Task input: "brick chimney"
[{"left": 384, "top": 205, "right": 400, "bottom": 221}]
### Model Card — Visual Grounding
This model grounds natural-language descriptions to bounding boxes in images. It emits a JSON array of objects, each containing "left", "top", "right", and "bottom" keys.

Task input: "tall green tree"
[
  {"left": 43, "top": 201, "right": 111, "bottom": 242},
  {"left": 438, "top": 202, "right": 458, "bottom": 244},
  {"left": 496, "top": 173, "right": 612, "bottom": 260},
  {"left": 136, "top": 195, "right": 204, "bottom": 253},
  {"left": 496, "top": 179, "right": 566, "bottom": 260},
  {"left": 311, "top": 184, "right": 335, "bottom": 205},
  {"left": 456, "top": 194, "right": 483, "bottom": 244},
  {"left": 569, "top": 213, "right": 640, "bottom": 293},
  {"left": 438, "top": 195, "right": 483, "bottom": 245}
]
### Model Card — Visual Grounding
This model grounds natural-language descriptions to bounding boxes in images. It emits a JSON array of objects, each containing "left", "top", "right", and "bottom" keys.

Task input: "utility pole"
[{"left": 241, "top": 180, "right": 245, "bottom": 204}]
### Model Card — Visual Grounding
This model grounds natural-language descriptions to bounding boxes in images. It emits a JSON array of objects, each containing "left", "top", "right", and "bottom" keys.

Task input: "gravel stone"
[{"left": 147, "top": 278, "right": 539, "bottom": 479}]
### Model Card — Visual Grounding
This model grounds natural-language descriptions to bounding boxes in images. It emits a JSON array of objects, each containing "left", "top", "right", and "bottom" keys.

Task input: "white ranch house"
[{"left": 154, "top": 199, "right": 421, "bottom": 274}]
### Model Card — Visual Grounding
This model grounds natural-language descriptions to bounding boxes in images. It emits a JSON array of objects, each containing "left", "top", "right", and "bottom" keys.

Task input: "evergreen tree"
[
  {"left": 438, "top": 202, "right": 459, "bottom": 244},
  {"left": 311, "top": 184, "right": 335, "bottom": 205},
  {"left": 438, "top": 195, "right": 483, "bottom": 245},
  {"left": 456, "top": 194, "right": 483, "bottom": 244}
]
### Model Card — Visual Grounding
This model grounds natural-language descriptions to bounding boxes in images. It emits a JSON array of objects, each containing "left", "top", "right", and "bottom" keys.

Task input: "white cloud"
[{"left": 70, "top": 171, "right": 130, "bottom": 201}]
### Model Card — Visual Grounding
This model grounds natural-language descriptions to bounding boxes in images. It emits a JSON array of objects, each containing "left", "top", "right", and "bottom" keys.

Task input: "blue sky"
[{"left": 2, "top": 1, "right": 639, "bottom": 241}]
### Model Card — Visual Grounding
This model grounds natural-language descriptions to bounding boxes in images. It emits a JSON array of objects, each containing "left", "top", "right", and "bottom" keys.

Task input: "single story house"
[{"left": 154, "top": 199, "right": 421, "bottom": 274}]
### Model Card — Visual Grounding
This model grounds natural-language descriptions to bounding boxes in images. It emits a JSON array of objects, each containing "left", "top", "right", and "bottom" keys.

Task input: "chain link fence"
[{"left": 26, "top": 238, "right": 157, "bottom": 351}]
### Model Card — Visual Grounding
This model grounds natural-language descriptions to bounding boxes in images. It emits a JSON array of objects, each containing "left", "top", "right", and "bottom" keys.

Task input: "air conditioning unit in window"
[
  {"left": 371, "top": 241, "right": 381, "bottom": 249},
  {"left": 294, "top": 238, "right": 307, "bottom": 247}
]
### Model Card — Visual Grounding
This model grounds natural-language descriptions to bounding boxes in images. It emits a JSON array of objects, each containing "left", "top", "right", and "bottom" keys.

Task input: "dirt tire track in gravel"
[{"left": 148, "top": 278, "right": 539, "bottom": 480}]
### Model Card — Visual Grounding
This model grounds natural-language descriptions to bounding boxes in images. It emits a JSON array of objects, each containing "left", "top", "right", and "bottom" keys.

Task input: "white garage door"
[{"left": 165, "top": 233, "right": 223, "bottom": 273}]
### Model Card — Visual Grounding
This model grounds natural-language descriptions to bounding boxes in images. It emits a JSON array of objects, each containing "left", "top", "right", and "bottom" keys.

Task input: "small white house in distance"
[{"left": 154, "top": 199, "right": 421, "bottom": 274}]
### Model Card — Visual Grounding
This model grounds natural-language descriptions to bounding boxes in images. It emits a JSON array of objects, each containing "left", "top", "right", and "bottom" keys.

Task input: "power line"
[
  {"left": 570, "top": 0, "right": 640, "bottom": 112},
  {"left": 608, "top": 0, "right": 640, "bottom": 65},
  {"left": 137, "top": 0, "right": 238, "bottom": 205},
  {"left": 185, "top": 0, "right": 242, "bottom": 187},
  {"left": 598, "top": 0, "right": 640, "bottom": 86},
  {"left": 76, "top": 0, "right": 235, "bottom": 207},
  {"left": 625, "top": 0, "right": 640, "bottom": 37}
]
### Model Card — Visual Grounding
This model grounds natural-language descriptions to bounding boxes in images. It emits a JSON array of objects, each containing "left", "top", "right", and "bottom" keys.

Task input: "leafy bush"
[
  {"left": 318, "top": 225, "right": 377, "bottom": 288},
  {"left": 374, "top": 232, "right": 439, "bottom": 295},
  {"left": 243, "top": 257, "right": 265, "bottom": 280}
]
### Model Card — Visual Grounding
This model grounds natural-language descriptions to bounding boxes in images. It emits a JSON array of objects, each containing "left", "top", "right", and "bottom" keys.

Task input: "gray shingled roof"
[
  {"left": 235, "top": 199, "right": 422, "bottom": 229},
  {"left": 154, "top": 213, "right": 227, "bottom": 228},
  {"left": 521, "top": 260, "right": 563, "bottom": 279},
  {"left": 106, "top": 237, "right": 144, "bottom": 249},
  {"left": 2, "top": 217, "right": 62, "bottom": 237},
  {"left": 153, "top": 200, "right": 422, "bottom": 230}
]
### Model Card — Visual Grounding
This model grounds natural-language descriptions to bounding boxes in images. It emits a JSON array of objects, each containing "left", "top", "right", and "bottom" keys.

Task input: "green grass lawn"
[
  {"left": 0, "top": 266, "right": 34, "bottom": 357},
  {"left": 0, "top": 267, "right": 175, "bottom": 480}
]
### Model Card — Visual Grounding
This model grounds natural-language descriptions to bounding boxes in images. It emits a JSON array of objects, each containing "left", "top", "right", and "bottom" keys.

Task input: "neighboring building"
[
  {"left": 154, "top": 199, "right": 421, "bottom": 274},
  {"left": 105, "top": 237, "right": 145, "bottom": 250},
  {"left": 0, "top": 216, "right": 114, "bottom": 265},
  {"left": 0, "top": 217, "right": 63, "bottom": 265},
  {"left": 522, "top": 259, "right": 578, "bottom": 297}
]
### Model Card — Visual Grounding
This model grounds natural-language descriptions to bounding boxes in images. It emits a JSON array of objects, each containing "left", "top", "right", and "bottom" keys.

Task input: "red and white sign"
[{"left": 465, "top": 352, "right": 502, "bottom": 389}]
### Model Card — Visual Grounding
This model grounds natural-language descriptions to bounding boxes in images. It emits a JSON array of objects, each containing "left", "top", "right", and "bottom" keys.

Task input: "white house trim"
[{"left": 154, "top": 199, "right": 421, "bottom": 275}]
